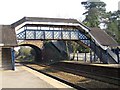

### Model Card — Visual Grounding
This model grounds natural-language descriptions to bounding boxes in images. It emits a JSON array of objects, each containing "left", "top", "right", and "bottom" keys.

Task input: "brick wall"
[{"left": 19, "top": 40, "right": 43, "bottom": 48}]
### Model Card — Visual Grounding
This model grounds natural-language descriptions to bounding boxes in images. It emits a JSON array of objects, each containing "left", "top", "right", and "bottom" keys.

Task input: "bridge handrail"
[
  {"left": 107, "top": 49, "right": 118, "bottom": 63},
  {"left": 77, "top": 22, "right": 107, "bottom": 50}
]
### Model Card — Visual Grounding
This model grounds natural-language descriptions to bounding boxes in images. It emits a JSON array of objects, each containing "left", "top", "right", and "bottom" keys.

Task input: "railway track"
[
  {"left": 50, "top": 62, "right": 120, "bottom": 86},
  {"left": 18, "top": 62, "right": 120, "bottom": 90}
]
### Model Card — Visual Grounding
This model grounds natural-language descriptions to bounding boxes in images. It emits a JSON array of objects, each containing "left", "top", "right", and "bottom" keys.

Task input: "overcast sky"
[{"left": 0, "top": 0, "right": 119, "bottom": 24}]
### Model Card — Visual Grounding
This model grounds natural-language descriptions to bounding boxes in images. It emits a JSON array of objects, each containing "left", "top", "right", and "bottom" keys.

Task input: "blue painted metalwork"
[
  {"left": 94, "top": 41, "right": 96, "bottom": 62},
  {"left": 11, "top": 48, "right": 15, "bottom": 70},
  {"left": 106, "top": 49, "right": 108, "bottom": 63},
  {"left": 17, "top": 28, "right": 90, "bottom": 46},
  {"left": 90, "top": 50, "right": 92, "bottom": 63},
  {"left": 84, "top": 52, "right": 87, "bottom": 62}
]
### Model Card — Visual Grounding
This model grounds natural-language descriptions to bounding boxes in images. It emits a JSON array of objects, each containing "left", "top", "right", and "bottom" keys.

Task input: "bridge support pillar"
[
  {"left": 0, "top": 48, "right": 13, "bottom": 70},
  {"left": 11, "top": 48, "right": 15, "bottom": 70},
  {"left": 84, "top": 52, "right": 87, "bottom": 62},
  {"left": 93, "top": 52, "right": 96, "bottom": 62},
  {"left": 90, "top": 50, "right": 92, "bottom": 63},
  {"left": 106, "top": 50, "right": 108, "bottom": 63}
]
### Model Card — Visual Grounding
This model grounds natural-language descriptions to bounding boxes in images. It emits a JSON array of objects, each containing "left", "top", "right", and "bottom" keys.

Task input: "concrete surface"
[{"left": 0, "top": 63, "right": 74, "bottom": 89}]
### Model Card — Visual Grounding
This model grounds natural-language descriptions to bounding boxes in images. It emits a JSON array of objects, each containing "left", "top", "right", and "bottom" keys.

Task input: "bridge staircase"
[
  {"left": 90, "top": 40, "right": 118, "bottom": 64},
  {"left": 51, "top": 38, "right": 118, "bottom": 64},
  {"left": 76, "top": 27, "right": 119, "bottom": 64}
]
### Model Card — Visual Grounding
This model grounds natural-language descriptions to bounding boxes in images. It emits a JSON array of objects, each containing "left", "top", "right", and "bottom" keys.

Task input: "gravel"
[{"left": 25, "top": 64, "right": 120, "bottom": 89}]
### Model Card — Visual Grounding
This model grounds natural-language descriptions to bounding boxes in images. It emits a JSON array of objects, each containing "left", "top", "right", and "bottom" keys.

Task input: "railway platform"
[
  {"left": 63, "top": 60, "right": 120, "bottom": 68},
  {"left": 0, "top": 63, "right": 74, "bottom": 89}
]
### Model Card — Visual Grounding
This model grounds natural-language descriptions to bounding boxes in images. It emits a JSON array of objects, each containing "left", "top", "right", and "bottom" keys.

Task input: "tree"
[
  {"left": 65, "top": 41, "right": 70, "bottom": 60},
  {"left": 18, "top": 47, "right": 32, "bottom": 60},
  {"left": 20, "top": 47, "right": 31, "bottom": 56},
  {"left": 81, "top": 0, "right": 120, "bottom": 44},
  {"left": 81, "top": 0, "right": 106, "bottom": 27},
  {"left": 105, "top": 10, "right": 120, "bottom": 44},
  {"left": 71, "top": 41, "right": 79, "bottom": 60}
]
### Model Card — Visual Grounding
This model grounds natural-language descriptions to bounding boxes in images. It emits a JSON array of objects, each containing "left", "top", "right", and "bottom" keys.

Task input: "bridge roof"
[
  {"left": 90, "top": 28, "right": 118, "bottom": 47},
  {"left": 0, "top": 25, "right": 17, "bottom": 47},
  {"left": 11, "top": 17, "right": 79, "bottom": 28}
]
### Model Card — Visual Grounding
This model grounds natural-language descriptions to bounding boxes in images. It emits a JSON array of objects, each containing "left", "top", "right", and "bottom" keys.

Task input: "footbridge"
[
  {"left": 0, "top": 17, "right": 119, "bottom": 70},
  {"left": 12, "top": 17, "right": 119, "bottom": 64}
]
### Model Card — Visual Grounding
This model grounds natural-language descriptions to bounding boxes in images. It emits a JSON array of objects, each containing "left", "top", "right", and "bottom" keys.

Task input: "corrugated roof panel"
[{"left": 90, "top": 28, "right": 118, "bottom": 47}]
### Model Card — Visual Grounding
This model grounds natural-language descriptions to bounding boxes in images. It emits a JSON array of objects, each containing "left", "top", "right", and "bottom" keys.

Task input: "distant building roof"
[
  {"left": 0, "top": 25, "right": 17, "bottom": 47},
  {"left": 90, "top": 28, "right": 118, "bottom": 47}
]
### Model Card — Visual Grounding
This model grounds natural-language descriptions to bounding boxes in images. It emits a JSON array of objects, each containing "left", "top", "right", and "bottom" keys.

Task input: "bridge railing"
[{"left": 17, "top": 29, "right": 89, "bottom": 40}]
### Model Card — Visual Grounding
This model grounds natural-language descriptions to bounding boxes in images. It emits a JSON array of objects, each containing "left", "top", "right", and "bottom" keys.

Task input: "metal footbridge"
[{"left": 12, "top": 17, "right": 119, "bottom": 64}]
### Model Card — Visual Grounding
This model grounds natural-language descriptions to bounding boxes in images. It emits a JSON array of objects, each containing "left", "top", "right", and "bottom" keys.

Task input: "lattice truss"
[
  {"left": 17, "top": 31, "right": 25, "bottom": 39},
  {"left": 17, "top": 27, "right": 90, "bottom": 46},
  {"left": 26, "top": 30, "right": 34, "bottom": 39},
  {"left": 78, "top": 32, "right": 90, "bottom": 46}
]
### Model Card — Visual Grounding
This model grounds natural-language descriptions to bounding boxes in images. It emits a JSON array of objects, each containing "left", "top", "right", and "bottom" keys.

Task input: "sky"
[{"left": 0, "top": 0, "right": 119, "bottom": 24}]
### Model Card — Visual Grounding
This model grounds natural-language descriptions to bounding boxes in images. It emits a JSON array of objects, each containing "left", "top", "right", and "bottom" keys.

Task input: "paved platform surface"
[{"left": 0, "top": 63, "right": 74, "bottom": 89}]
